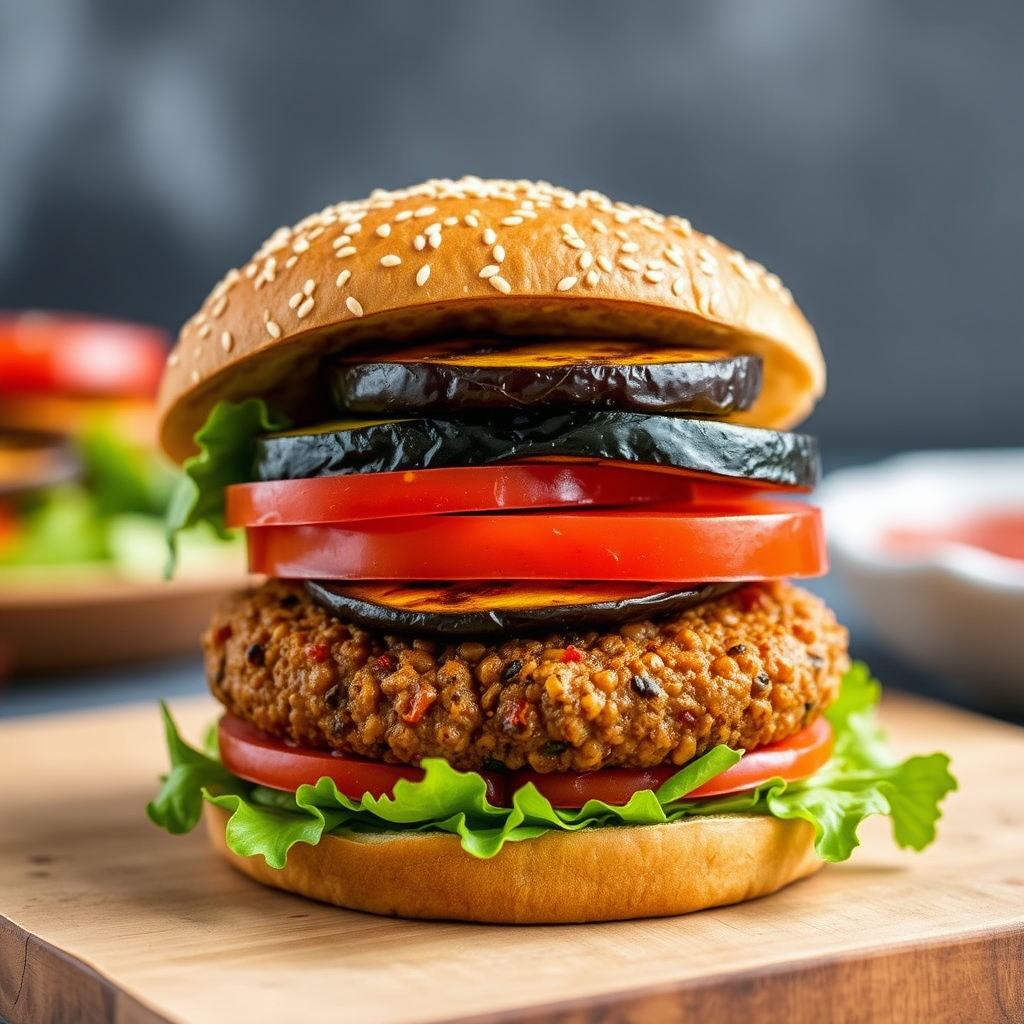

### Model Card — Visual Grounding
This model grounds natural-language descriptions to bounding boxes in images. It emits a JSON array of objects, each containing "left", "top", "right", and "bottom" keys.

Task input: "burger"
[{"left": 147, "top": 177, "right": 955, "bottom": 923}]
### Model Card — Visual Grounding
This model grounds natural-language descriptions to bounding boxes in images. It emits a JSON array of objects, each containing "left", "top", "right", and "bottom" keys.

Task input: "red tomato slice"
[
  {"left": 217, "top": 713, "right": 833, "bottom": 809},
  {"left": 0, "top": 312, "right": 168, "bottom": 397},
  {"left": 516, "top": 715, "right": 834, "bottom": 807},
  {"left": 226, "top": 464, "right": 770, "bottom": 527},
  {"left": 217, "top": 713, "right": 510, "bottom": 805},
  {"left": 245, "top": 501, "right": 827, "bottom": 582}
]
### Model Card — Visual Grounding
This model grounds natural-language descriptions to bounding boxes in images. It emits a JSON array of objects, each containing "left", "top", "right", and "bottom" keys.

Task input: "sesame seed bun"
[
  {"left": 158, "top": 177, "right": 825, "bottom": 462},
  {"left": 204, "top": 805, "right": 822, "bottom": 923}
]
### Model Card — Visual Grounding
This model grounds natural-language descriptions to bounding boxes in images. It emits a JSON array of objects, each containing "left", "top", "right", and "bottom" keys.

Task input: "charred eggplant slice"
[
  {"left": 304, "top": 580, "right": 738, "bottom": 636},
  {"left": 255, "top": 411, "right": 820, "bottom": 490},
  {"left": 327, "top": 340, "right": 762, "bottom": 416}
]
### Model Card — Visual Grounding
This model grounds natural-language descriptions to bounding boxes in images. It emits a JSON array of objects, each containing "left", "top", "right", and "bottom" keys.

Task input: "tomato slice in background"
[
  {"left": 245, "top": 501, "right": 827, "bottom": 582},
  {"left": 217, "top": 713, "right": 833, "bottom": 809},
  {"left": 0, "top": 312, "right": 168, "bottom": 397},
  {"left": 226, "top": 464, "right": 774, "bottom": 527}
]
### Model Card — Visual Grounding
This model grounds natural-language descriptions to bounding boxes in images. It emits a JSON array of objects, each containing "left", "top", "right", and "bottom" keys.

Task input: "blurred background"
[{"left": 0, "top": 0, "right": 1021, "bottom": 711}]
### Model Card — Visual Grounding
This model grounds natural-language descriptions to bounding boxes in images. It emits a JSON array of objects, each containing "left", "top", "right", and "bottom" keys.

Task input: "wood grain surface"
[{"left": 1, "top": 692, "right": 1022, "bottom": 1024}]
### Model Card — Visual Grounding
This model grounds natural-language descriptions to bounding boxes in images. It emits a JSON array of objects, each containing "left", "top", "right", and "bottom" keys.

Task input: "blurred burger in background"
[{"left": 0, "top": 311, "right": 245, "bottom": 676}]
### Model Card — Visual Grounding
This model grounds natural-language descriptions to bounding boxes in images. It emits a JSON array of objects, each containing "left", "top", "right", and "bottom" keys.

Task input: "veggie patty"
[{"left": 203, "top": 579, "right": 848, "bottom": 774}]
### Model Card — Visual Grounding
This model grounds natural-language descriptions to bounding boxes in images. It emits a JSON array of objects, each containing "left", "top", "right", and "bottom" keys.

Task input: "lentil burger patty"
[{"left": 204, "top": 578, "right": 848, "bottom": 774}]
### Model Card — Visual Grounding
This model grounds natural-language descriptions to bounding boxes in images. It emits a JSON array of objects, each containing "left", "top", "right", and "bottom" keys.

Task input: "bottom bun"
[{"left": 204, "top": 805, "right": 823, "bottom": 923}]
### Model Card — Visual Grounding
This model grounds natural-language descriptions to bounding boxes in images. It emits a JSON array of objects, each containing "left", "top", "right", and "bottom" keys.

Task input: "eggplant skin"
[
  {"left": 304, "top": 580, "right": 739, "bottom": 637},
  {"left": 327, "top": 352, "right": 763, "bottom": 416},
  {"left": 255, "top": 411, "right": 820, "bottom": 490}
]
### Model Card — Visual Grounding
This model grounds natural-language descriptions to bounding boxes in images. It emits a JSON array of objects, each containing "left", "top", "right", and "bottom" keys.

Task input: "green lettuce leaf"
[
  {"left": 147, "top": 663, "right": 957, "bottom": 866},
  {"left": 164, "top": 399, "right": 290, "bottom": 576}
]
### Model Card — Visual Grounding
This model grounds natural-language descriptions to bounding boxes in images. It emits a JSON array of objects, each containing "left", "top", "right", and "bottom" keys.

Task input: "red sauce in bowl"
[{"left": 884, "top": 510, "right": 1024, "bottom": 562}]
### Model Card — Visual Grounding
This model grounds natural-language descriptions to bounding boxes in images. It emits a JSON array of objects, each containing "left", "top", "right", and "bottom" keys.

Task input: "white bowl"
[{"left": 817, "top": 449, "right": 1024, "bottom": 715}]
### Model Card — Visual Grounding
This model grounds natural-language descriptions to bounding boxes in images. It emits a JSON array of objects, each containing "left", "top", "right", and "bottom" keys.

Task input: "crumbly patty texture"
[{"left": 203, "top": 579, "right": 849, "bottom": 773}]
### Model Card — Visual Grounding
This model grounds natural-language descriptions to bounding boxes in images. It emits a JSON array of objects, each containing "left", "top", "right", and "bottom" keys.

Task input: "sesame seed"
[
  {"left": 380, "top": 254, "right": 402, "bottom": 267},
  {"left": 265, "top": 318, "right": 282, "bottom": 339},
  {"left": 560, "top": 223, "right": 579, "bottom": 237},
  {"left": 614, "top": 229, "right": 630, "bottom": 243},
  {"left": 672, "top": 276, "right": 688, "bottom": 297},
  {"left": 644, "top": 270, "right": 665, "bottom": 284},
  {"left": 190, "top": 369, "right": 200, "bottom": 384},
  {"left": 198, "top": 323, "right": 211, "bottom": 339},
  {"left": 344, "top": 222, "right": 363, "bottom": 234},
  {"left": 493, "top": 245, "right": 505, "bottom": 263},
  {"left": 585, "top": 269, "right": 600, "bottom": 287},
  {"left": 665, "top": 247, "right": 685, "bottom": 268},
  {"left": 479, "top": 264, "right": 500, "bottom": 278},
  {"left": 591, "top": 219, "right": 608, "bottom": 234},
  {"left": 293, "top": 237, "right": 310, "bottom": 253},
  {"left": 620, "top": 241, "right": 640, "bottom": 253},
  {"left": 395, "top": 209, "right": 413, "bottom": 222},
  {"left": 423, "top": 222, "right": 442, "bottom": 235},
  {"left": 296, "top": 297, "right": 315, "bottom": 318},
  {"left": 619, "top": 257, "right": 642, "bottom": 272},
  {"left": 428, "top": 233, "right": 442, "bottom": 250},
  {"left": 167, "top": 351, "right": 179, "bottom": 367},
  {"left": 413, "top": 235, "right": 426, "bottom": 251},
  {"left": 308, "top": 226, "right": 325, "bottom": 240},
  {"left": 303, "top": 279, "right": 315, "bottom": 296},
  {"left": 501, "top": 216, "right": 523, "bottom": 226},
  {"left": 597, "top": 255, "right": 613, "bottom": 273},
  {"left": 336, "top": 269, "right": 351, "bottom": 288},
  {"left": 415, "top": 206, "right": 437, "bottom": 218},
  {"left": 464, "top": 214, "right": 479, "bottom": 227},
  {"left": 557, "top": 276, "right": 578, "bottom": 291},
  {"left": 443, "top": 216, "right": 459, "bottom": 227},
  {"left": 489, "top": 275, "right": 512, "bottom": 294},
  {"left": 346, "top": 296, "right": 364, "bottom": 317},
  {"left": 211, "top": 296, "right": 227, "bottom": 318},
  {"left": 416, "top": 264, "right": 431, "bottom": 286},
  {"left": 563, "top": 237, "right": 586, "bottom": 250},
  {"left": 289, "top": 292, "right": 302, "bottom": 309},
  {"left": 220, "top": 330, "right": 234, "bottom": 351},
  {"left": 482, "top": 228, "right": 497, "bottom": 245},
  {"left": 244, "top": 262, "right": 257, "bottom": 279},
  {"left": 375, "top": 223, "right": 392, "bottom": 238},
  {"left": 335, "top": 246, "right": 357, "bottom": 259},
  {"left": 579, "top": 251, "right": 593, "bottom": 271},
  {"left": 674, "top": 217, "right": 693, "bottom": 237}
]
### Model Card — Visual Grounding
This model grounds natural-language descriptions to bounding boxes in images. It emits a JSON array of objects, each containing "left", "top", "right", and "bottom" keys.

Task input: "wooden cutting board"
[{"left": 1, "top": 692, "right": 1021, "bottom": 1024}]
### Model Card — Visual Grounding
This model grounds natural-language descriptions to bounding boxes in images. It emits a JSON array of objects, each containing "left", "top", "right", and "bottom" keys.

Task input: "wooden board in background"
[{"left": 1, "top": 692, "right": 1022, "bottom": 1024}]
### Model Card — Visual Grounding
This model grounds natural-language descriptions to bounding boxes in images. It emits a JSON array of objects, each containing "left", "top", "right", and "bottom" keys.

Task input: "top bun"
[{"left": 158, "top": 177, "right": 824, "bottom": 462}]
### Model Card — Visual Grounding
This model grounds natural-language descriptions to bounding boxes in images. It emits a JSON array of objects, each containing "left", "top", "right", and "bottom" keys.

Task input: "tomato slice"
[
  {"left": 217, "top": 713, "right": 833, "bottom": 809},
  {"left": 0, "top": 312, "right": 168, "bottom": 397},
  {"left": 245, "top": 501, "right": 827, "bottom": 582},
  {"left": 516, "top": 715, "right": 834, "bottom": 806},
  {"left": 217, "top": 713, "right": 509, "bottom": 805},
  {"left": 226, "top": 464, "right": 793, "bottom": 528}
]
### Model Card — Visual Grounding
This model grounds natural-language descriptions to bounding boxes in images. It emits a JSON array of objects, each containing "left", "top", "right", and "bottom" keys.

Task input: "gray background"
[{"left": 0, "top": 0, "right": 1021, "bottom": 457}]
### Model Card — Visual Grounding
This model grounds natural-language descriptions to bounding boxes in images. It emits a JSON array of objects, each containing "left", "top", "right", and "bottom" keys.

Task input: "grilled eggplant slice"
[
  {"left": 304, "top": 580, "right": 737, "bottom": 636},
  {"left": 255, "top": 411, "right": 819, "bottom": 490},
  {"left": 328, "top": 340, "right": 762, "bottom": 416}
]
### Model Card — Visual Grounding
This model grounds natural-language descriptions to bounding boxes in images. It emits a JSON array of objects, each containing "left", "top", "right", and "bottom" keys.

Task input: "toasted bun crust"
[
  {"left": 160, "top": 177, "right": 825, "bottom": 462},
  {"left": 204, "top": 805, "right": 822, "bottom": 923}
]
